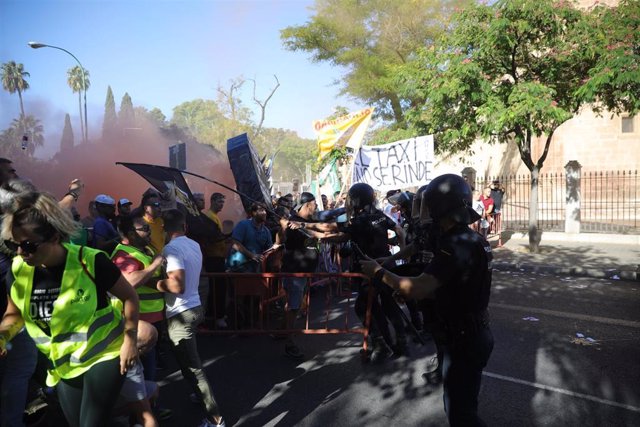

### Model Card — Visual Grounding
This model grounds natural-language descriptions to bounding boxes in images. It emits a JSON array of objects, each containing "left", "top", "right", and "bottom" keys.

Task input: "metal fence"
[{"left": 474, "top": 170, "right": 640, "bottom": 234}]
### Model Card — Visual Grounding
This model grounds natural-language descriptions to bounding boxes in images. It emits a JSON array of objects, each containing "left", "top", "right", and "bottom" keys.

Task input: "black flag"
[{"left": 117, "top": 162, "right": 200, "bottom": 216}]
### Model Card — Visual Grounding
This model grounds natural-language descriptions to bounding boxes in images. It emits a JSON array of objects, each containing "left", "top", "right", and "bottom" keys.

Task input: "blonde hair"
[{"left": 1, "top": 181, "right": 80, "bottom": 242}]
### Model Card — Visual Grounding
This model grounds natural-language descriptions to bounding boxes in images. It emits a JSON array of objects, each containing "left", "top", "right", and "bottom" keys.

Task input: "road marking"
[
  {"left": 483, "top": 371, "right": 640, "bottom": 413},
  {"left": 490, "top": 303, "right": 640, "bottom": 329}
]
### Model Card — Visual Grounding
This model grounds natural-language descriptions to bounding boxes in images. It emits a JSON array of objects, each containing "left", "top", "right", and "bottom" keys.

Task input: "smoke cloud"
[{"left": 11, "top": 115, "right": 245, "bottom": 223}]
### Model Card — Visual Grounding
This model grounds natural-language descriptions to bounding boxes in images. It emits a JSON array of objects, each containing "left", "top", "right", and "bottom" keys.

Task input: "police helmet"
[
  {"left": 423, "top": 174, "right": 481, "bottom": 224},
  {"left": 346, "top": 183, "right": 375, "bottom": 217},
  {"left": 388, "top": 191, "right": 414, "bottom": 215},
  {"left": 411, "top": 184, "right": 429, "bottom": 223}
]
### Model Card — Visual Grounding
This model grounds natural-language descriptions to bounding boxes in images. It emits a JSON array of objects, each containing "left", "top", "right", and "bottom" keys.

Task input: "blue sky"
[{"left": 0, "top": 0, "right": 360, "bottom": 158}]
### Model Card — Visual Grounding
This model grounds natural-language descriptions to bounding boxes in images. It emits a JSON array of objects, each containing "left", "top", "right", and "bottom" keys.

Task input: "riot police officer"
[
  {"left": 360, "top": 174, "right": 494, "bottom": 426},
  {"left": 303, "top": 183, "right": 406, "bottom": 361}
]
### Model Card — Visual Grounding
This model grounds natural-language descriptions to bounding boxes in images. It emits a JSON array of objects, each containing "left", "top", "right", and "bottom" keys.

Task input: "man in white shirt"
[{"left": 159, "top": 209, "right": 225, "bottom": 427}]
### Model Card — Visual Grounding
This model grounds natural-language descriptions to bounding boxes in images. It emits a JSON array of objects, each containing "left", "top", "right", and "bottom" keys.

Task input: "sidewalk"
[{"left": 490, "top": 231, "right": 640, "bottom": 281}]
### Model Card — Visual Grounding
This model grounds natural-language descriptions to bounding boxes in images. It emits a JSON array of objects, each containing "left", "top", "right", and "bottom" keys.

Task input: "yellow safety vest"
[
  {"left": 10, "top": 243, "right": 123, "bottom": 386},
  {"left": 111, "top": 243, "right": 164, "bottom": 315}
]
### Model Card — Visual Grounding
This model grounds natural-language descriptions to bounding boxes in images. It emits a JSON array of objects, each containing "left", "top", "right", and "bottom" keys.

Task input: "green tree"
[
  {"left": 102, "top": 86, "right": 118, "bottom": 140},
  {"left": 261, "top": 128, "right": 315, "bottom": 181},
  {"left": 576, "top": 0, "right": 640, "bottom": 115},
  {"left": 397, "top": 0, "right": 640, "bottom": 251},
  {"left": 60, "top": 113, "right": 74, "bottom": 152},
  {"left": 1, "top": 61, "right": 30, "bottom": 119},
  {"left": 132, "top": 106, "right": 166, "bottom": 129},
  {"left": 66, "top": 65, "right": 90, "bottom": 143},
  {"left": 281, "top": 0, "right": 470, "bottom": 125},
  {"left": 171, "top": 99, "right": 248, "bottom": 150},
  {"left": 119, "top": 92, "right": 135, "bottom": 133},
  {"left": 148, "top": 107, "right": 166, "bottom": 127}
]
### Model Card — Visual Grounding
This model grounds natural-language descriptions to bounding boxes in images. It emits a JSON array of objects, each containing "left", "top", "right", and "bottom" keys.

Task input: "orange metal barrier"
[{"left": 198, "top": 271, "right": 375, "bottom": 353}]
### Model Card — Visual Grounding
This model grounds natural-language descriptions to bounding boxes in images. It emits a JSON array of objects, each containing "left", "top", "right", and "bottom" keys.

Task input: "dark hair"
[
  {"left": 249, "top": 202, "right": 267, "bottom": 213},
  {"left": 162, "top": 209, "right": 185, "bottom": 233},
  {"left": 210, "top": 192, "right": 224, "bottom": 202},
  {"left": 117, "top": 214, "right": 143, "bottom": 236},
  {"left": 140, "top": 189, "right": 160, "bottom": 207}
]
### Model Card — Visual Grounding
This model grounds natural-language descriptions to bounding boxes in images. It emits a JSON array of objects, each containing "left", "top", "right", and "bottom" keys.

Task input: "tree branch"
[
  {"left": 252, "top": 75, "right": 280, "bottom": 138},
  {"left": 536, "top": 131, "right": 554, "bottom": 169}
]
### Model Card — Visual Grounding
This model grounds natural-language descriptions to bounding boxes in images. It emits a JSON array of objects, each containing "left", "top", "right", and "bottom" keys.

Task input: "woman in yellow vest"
[{"left": 0, "top": 187, "right": 139, "bottom": 427}]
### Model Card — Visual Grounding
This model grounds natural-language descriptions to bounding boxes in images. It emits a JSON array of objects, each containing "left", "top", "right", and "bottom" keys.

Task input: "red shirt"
[
  {"left": 112, "top": 250, "right": 164, "bottom": 324},
  {"left": 480, "top": 196, "right": 494, "bottom": 215}
]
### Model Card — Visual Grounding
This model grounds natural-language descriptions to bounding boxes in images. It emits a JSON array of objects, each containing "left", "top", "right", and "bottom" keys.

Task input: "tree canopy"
[
  {"left": 1, "top": 61, "right": 30, "bottom": 119},
  {"left": 281, "top": 0, "right": 471, "bottom": 125},
  {"left": 394, "top": 0, "right": 639, "bottom": 250}
]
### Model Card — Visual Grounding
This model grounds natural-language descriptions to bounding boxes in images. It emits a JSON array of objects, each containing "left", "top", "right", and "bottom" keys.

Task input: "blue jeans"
[
  {"left": 0, "top": 329, "right": 38, "bottom": 427},
  {"left": 442, "top": 325, "right": 494, "bottom": 427}
]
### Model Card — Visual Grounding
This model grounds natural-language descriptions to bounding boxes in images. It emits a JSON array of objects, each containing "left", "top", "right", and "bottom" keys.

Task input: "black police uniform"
[
  {"left": 339, "top": 209, "right": 406, "bottom": 349},
  {"left": 424, "top": 224, "right": 493, "bottom": 427}
]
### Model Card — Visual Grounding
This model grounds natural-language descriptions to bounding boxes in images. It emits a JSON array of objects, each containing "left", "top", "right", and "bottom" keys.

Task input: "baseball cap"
[
  {"left": 118, "top": 198, "right": 132, "bottom": 206},
  {"left": 95, "top": 194, "right": 115, "bottom": 205},
  {"left": 295, "top": 192, "right": 315, "bottom": 210}
]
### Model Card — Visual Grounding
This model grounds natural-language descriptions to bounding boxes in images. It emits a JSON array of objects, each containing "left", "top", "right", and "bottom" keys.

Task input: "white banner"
[{"left": 352, "top": 135, "right": 435, "bottom": 191}]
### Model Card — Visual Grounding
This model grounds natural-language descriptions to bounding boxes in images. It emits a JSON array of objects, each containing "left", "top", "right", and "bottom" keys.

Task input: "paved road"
[{"left": 148, "top": 271, "right": 640, "bottom": 427}]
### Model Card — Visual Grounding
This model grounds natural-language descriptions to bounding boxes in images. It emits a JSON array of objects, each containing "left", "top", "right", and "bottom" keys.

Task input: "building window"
[{"left": 621, "top": 115, "right": 634, "bottom": 133}]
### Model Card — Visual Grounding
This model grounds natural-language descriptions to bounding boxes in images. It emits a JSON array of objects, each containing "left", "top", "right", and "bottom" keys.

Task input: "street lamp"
[{"left": 28, "top": 41, "right": 88, "bottom": 144}]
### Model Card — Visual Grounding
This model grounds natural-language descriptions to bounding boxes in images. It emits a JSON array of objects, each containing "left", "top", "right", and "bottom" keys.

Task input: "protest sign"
[{"left": 352, "top": 135, "right": 434, "bottom": 191}]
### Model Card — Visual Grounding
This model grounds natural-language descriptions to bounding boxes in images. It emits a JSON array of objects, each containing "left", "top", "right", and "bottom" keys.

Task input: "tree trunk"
[
  {"left": 389, "top": 94, "right": 404, "bottom": 126},
  {"left": 528, "top": 166, "right": 541, "bottom": 252},
  {"left": 77, "top": 92, "right": 84, "bottom": 145},
  {"left": 18, "top": 90, "right": 25, "bottom": 120}
]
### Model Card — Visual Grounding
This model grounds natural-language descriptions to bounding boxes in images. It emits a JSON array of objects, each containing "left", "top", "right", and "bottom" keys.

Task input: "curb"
[{"left": 493, "top": 261, "right": 639, "bottom": 282}]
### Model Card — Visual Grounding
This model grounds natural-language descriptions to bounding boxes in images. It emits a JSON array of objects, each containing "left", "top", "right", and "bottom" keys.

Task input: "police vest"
[
  {"left": 111, "top": 243, "right": 164, "bottom": 315},
  {"left": 10, "top": 243, "right": 124, "bottom": 386}
]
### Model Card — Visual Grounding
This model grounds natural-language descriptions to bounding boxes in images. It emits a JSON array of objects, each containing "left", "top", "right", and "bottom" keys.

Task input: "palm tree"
[
  {"left": 1, "top": 61, "right": 30, "bottom": 119},
  {"left": 11, "top": 115, "right": 44, "bottom": 157},
  {"left": 67, "top": 65, "right": 90, "bottom": 143}
]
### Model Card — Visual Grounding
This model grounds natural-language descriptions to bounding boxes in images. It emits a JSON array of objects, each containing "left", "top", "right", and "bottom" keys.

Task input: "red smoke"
[{"left": 12, "top": 117, "right": 245, "bottom": 223}]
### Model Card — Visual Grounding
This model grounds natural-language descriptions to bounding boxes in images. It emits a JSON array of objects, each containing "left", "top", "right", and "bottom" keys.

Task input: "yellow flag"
[{"left": 313, "top": 108, "right": 374, "bottom": 160}]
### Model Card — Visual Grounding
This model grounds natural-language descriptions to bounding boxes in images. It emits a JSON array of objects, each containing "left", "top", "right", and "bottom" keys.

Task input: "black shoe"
[
  {"left": 370, "top": 337, "right": 392, "bottom": 363},
  {"left": 392, "top": 337, "right": 409, "bottom": 357},
  {"left": 284, "top": 343, "right": 305, "bottom": 360}
]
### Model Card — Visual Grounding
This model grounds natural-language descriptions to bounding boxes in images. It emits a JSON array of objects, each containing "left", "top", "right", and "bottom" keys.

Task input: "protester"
[
  {"left": 0, "top": 184, "right": 139, "bottom": 427},
  {"left": 280, "top": 192, "right": 323, "bottom": 360},
  {"left": 159, "top": 209, "right": 225, "bottom": 427},
  {"left": 141, "top": 192, "right": 165, "bottom": 254},
  {"left": 116, "top": 198, "right": 133, "bottom": 228},
  {"left": 480, "top": 187, "right": 495, "bottom": 236},
  {"left": 490, "top": 179, "right": 505, "bottom": 234},
  {"left": 92, "top": 194, "right": 120, "bottom": 252},
  {"left": 0, "top": 160, "right": 84, "bottom": 427},
  {"left": 228, "top": 202, "right": 276, "bottom": 273},
  {"left": 111, "top": 320, "right": 160, "bottom": 427},
  {"left": 202, "top": 193, "right": 230, "bottom": 328},
  {"left": 111, "top": 215, "right": 166, "bottom": 371}
]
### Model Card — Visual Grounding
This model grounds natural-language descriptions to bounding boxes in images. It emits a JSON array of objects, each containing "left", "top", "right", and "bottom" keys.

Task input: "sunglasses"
[
  {"left": 4, "top": 239, "right": 45, "bottom": 254},
  {"left": 146, "top": 202, "right": 160, "bottom": 208},
  {"left": 135, "top": 225, "right": 151, "bottom": 232}
]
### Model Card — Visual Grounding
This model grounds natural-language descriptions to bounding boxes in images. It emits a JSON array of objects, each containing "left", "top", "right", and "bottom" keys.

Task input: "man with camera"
[{"left": 360, "top": 174, "right": 494, "bottom": 426}]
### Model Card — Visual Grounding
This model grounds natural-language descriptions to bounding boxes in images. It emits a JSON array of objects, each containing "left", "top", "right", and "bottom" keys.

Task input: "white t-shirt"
[{"left": 162, "top": 235, "right": 203, "bottom": 318}]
